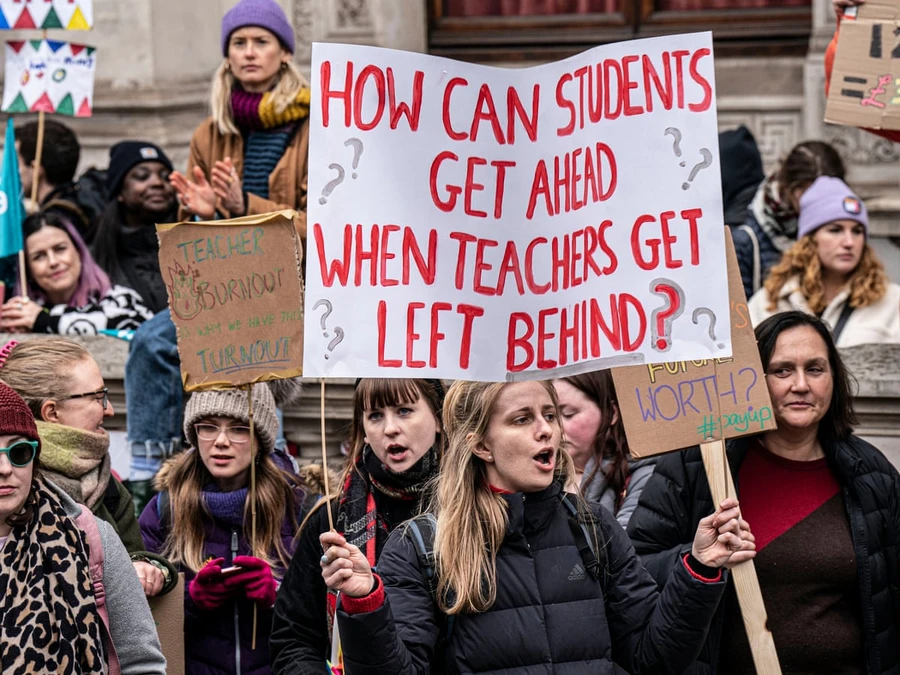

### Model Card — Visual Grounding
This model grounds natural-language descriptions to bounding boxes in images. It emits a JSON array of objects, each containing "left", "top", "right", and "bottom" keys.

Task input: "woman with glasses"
[
  {"left": 628, "top": 311, "right": 900, "bottom": 672},
  {"left": 0, "top": 337, "right": 177, "bottom": 597},
  {"left": 0, "top": 381, "right": 166, "bottom": 674},
  {"left": 139, "top": 383, "right": 307, "bottom": 675}
]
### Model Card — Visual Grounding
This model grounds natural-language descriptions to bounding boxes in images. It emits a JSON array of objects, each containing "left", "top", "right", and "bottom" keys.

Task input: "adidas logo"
[{"left": 568, "top": 563, "right": 586, "bottom": 581}]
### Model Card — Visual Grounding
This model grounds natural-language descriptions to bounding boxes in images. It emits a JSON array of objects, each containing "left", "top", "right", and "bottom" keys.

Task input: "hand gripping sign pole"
[{"left": 700, "top": 440, "right": 781, "bottom": 675}]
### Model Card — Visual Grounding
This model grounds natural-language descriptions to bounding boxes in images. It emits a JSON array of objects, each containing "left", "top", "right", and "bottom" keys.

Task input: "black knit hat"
[
  {"left": 106, "top": 141, "right": 174, "bottom": 196},
  {"left": 0, "top": 381, "right": 40, "bottom": 451}
]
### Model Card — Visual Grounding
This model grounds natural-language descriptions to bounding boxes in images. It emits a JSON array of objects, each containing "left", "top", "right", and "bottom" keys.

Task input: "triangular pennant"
[
  {"left": 66, "top": 6, "right": 90, "bottom": 30},
  {"left": 55, "top": 93, "right": 75, "bottom": 116},
  {"left": 14, "top": 8, "right": 36, "bottom": 29},
  {"left": 7, "top": 41, "right": 25, "bottom": 55},
  {"left": 46, "top": 40, "right": 66, "bottom": 54},
  {"left": 28, "top": 40, "right": 42, "bottom": 52},
  {"left": 29, "top": 92, "right": 55, "bottom": 114},
  {"left": 76, "top": 97, "right": 92, "bottom": 117},
  {"left": 4, "top": 92, "right": 28, "bottom": 114},
  {"left": 70, "top": 44, "right": 86, "bottom": 57},
  {"left": 86, "top": 46, "right": 95, "bottom": 57},
  {"left": 0, "top": 8, "right": 10, "bottom": 30}
]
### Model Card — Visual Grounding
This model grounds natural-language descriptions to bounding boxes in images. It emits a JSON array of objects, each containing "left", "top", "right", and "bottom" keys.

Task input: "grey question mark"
[
  {"left": 325, "top": 327, "right": 345, "bottom": 360},
  {"left": 692, "top": 307, "right": 725, "bottom": 349},
  {"left": 318, "top": 164, "right": 345, "bottom": 204},
  {"left": 312, "top": 299, "right": 332, "bottom": 337},
  {"left": 682, "top": 148, "right": 713, "bottom": 190},
  {"left": 664, "top": 127, "right": 685, "bottom": 167},
  {"left": 344, "top": 138, "right": 364, "bottom": 178}
]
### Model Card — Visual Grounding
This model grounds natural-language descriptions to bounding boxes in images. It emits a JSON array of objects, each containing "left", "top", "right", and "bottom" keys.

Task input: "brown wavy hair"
[
  {"left": 559, "top": 370, "right": 630, "bottom": 511},
  {"left": 763, "top": 235, "right": 887, "bottom": 315},
  {"left": 155, "top": 446, "right": 300, "bottom": 574}
]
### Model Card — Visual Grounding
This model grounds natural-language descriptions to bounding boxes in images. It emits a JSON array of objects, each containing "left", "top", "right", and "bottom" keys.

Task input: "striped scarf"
[{"left": 231, "top": 87, "right": 310, "bottom": 131}]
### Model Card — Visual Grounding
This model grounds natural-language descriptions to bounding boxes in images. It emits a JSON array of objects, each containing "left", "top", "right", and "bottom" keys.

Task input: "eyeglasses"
[
  {"left": 194, "top": 423, "right": 251, "bottom": 444},
  {"left": 0, "top": 440, "right": 38, "bottom": 467},
  {"left": 57, "top": 387, "right": 109, "bottom": 410}
]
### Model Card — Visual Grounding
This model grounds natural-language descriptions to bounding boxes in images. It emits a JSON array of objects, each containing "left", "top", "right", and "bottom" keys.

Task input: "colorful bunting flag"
[
  {"left": 2, "top": 40, "right": 96, "bottom": 118},
  {"left": 0, "top": 1, "right": 93, "bottom": 31},
  {"left": 0, "top": 119, "right": 25, "bottom": 258}
]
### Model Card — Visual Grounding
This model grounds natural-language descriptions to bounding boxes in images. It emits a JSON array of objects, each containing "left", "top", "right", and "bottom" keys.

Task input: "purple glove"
[
  {"left": 189, "top": 557, "right": 233, "bottom": 611},
  {"left": 223, "top": 555, "right": 277, "bottom": 607}
]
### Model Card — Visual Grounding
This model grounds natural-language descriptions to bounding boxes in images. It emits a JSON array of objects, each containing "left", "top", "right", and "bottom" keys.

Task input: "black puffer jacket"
[
  {"left": 627, "top": 435, "right": 900, "bottom": 674},
  {"left": 338, "top": 482, "right": 726, "bottom": 674}
]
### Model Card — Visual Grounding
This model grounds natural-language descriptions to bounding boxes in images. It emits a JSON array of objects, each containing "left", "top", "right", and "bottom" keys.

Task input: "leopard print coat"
[{"left": 0, "top": 479, "right": 105, "bottom": 673}]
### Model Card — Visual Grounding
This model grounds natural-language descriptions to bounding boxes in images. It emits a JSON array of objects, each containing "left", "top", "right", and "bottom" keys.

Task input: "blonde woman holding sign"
[
  {"left": 318, "top": 379, "right": 752, "bottom": 673},
  {"left": 628, "top": 311, "right": 900, "bottom": 673}
]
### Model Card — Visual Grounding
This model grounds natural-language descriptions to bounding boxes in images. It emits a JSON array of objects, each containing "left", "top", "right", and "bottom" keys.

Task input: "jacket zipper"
[
  {"left": 843, "top": 486, "right": 878, "bottom": 674},
  {"left": 232, "top": 529, "right": 241, "bottom": 674}
]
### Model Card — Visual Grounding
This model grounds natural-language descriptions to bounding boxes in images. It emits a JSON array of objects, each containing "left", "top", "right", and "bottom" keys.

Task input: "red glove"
[
  {"left": 189, "top": 557, "right": 233, "bottom": 611},
  {"left": 223, "top": 555, "right": 277, "bottom": 607}
]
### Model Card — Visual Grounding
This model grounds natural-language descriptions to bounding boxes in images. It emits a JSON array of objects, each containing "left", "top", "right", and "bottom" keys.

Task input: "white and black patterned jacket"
[{"left": 34, "top": 284, "right": 154, "bottom": 335}]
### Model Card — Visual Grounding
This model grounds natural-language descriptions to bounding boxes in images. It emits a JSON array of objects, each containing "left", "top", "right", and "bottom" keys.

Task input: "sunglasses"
[
  {"left": 58, "top": 387, "right": 109, "bottom": 410},
  {"left": 0, "top": 440, "right": 38, "bottom": 467}
]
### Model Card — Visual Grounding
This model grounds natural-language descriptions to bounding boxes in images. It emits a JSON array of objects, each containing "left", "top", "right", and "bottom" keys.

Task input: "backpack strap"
[
  {"left": 407, "top": 515, "right": 455, "bottom": 647},
  {"left": 156, "top": 490, "right": 171, "bottom": 524},
  {"left": 738, "top": 224, "right": 761, "bottom": 293},
  {"left": 561, "top": 493, "right": 606, "bottom": 588},
  {"left": 74, "top": 508, "right": 122, "bottom": 675},
  {"left": 831, "top": 302, "right": 855, "bottom": 344}
]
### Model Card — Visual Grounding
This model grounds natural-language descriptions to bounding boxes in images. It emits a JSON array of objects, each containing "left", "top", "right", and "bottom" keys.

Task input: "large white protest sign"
[{"left": 305, "top": 34, "right": 730, "bottom": 381}]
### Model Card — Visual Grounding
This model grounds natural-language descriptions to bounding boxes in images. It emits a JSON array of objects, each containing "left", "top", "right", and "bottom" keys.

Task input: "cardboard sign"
[
  {"left": 825, "top": 1, "right": 900, "bottom": 130},
  {"left": 157, "top": 210, "right": 305, "bottom": 391},
  {"left": 0, "top": 1, "right": 92, "bottom": 30},
  {"left": 304, "top": 35, "right": 731, "bottom": 381},
  {"left": 2, "top": 40, "right": 96, "bottom": 117},
  {"left": 149, "top": 573, "right": 184, "bottom": 675},
  {"left": 611, "top": 229, "right": 776, "bottom": 458}
]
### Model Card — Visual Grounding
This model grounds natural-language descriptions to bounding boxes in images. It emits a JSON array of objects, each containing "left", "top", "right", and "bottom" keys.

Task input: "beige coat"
[
  {"left": 183, "top": 116, "right": 309, "bottom": 246},
  {"left": 748, "top": 276, "right": 900, "bottom": 348}
]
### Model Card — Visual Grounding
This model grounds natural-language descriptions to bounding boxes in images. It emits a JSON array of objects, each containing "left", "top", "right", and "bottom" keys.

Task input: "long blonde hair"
[
  {"left": 211, "top": 59, "right": 309, "bottom": 135},
  {"left": 0, "top": 338, "right": 92, "bottom": 418},
  {"left": 156, "top": 445, "right": 299, "bottom": 574},
  {"left": 764, "top": 235, "right": 888, "bottom": 314},
  {"left": 431, "top": 380, "right": 582, "bottom": 615}
]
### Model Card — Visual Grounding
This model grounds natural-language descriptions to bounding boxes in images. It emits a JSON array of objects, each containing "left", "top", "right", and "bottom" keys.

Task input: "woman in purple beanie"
[
  {"left": 169, "top": 0, "right": 309, "bottom": 244},
  {"left": 748, "top": 175, "right": 900, "bottom": 347}
]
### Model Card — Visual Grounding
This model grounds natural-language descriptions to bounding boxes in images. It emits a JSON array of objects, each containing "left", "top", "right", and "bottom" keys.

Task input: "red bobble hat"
[{"left": 0, "top": 381, "right": 40, "bottom": 449}]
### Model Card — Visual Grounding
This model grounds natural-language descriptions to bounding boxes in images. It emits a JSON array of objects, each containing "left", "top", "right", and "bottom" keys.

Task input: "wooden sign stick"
[
  {"left": 700, "top": 439, "right": 781, "bottom": 675},
  {"left": 20, "top": 110, "right": 46, "bottom": 299},
  {"left": 246, "top": 383, "right": 258, "bottom": 650},
  {"left": 320, "top": 378, "right": 335, "bottom": 531}
]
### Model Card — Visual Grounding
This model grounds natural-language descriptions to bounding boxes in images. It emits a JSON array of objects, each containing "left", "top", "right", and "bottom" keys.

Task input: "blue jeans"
[{"left": 126, "top": 309, "right": 183, "bottom": 481}]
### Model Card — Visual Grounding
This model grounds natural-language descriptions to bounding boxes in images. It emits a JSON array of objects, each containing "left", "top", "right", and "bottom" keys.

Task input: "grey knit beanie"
[{"left": 183, "top": 383, "right": 278, "bottom": 454}]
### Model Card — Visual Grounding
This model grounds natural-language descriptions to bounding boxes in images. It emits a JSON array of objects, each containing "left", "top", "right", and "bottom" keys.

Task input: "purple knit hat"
[
  {"left": 797, "top": 176, "right": 869, "bottom": 239},
  {"left": 221, "top": 0, "right": 295, "bottom": 56}
]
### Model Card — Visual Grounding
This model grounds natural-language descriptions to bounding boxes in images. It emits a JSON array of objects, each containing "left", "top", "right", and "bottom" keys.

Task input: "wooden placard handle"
[{"left": 700, "top": 440, "right": 782, "bottom": 675}]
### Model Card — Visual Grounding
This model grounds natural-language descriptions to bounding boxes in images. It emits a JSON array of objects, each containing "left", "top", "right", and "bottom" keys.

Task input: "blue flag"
[{"left": 0, "top": 118, "right": 25, "bottom": 258}]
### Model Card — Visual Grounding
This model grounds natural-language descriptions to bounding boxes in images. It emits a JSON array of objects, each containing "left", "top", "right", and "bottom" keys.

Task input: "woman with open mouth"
[
  {"left": 318, "top": 379, "right": 753, "bottom": 673},
  {"left": 748, "top": 175, "right": 900, "bottom": 347},
  {"left": 271, "top": 378, "right": 446, "bottom": 674}
]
